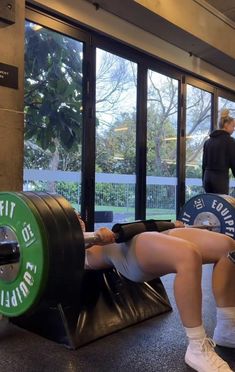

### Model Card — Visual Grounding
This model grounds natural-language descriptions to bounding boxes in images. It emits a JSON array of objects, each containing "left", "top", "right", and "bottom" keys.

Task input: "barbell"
[{"left": 0, "top": 191, "right": 235, "bottom": 318}]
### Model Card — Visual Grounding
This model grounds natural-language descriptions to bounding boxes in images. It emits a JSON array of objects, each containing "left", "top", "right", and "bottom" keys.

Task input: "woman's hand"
[
  {"left": 174, "top": 220, "right": 185, "bottom": 228},
  {"left": 94, "top": 227, "right": 116, "bottom": 245}
]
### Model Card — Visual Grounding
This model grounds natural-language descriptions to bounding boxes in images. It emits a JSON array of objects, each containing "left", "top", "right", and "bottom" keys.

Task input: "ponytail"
[{"left": 218, "top": 108, "right": 234, "bottom": 129}]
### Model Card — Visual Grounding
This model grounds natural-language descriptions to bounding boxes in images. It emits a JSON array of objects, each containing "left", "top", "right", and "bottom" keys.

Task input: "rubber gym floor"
[{"left": 0, "top": 265, "right": 234, "bottom": 372}]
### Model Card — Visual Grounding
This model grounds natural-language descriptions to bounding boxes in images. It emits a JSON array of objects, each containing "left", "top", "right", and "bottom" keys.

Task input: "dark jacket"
[{"left": 202, "top": 130, "right": 235, "bottom": 179}]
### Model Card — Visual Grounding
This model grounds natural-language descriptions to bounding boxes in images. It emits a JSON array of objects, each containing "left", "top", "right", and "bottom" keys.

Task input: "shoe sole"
[{"left": 185, "top": 356, "right": 202, "bottom": 372}]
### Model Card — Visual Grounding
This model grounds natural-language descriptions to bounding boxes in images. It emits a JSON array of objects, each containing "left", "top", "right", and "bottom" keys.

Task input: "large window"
[
  {"left": 95, "top": 48, "right": 137, "bottom": 227},
  {"left": 185, "top": 84, "right": 211, "bottom": 201},
  {"left": 24, "top": 21, "right": 84, "bottom": 209},
  {"left": 146, "top": 70, "right": 179, "bottom": 220},
  {"left": 24, "top": 9, "right": 235, "bottom": 227}
]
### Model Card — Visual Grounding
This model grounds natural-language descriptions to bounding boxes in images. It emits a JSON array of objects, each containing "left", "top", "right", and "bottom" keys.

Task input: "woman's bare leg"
[
  {"left": 135, "top": 231, "right": 233, "bottom": 370},
  {"left": 86, "top": 230, "right": 233, "bottom": 369},
  {"left": 167, "top": 228, "right": 235, "bottom": 351},
  {"left": 166, "top": 228, "right": 235, "bottom": 307},
  {"left": 134, "top": 232, "right": 203, "bottom": 327}
]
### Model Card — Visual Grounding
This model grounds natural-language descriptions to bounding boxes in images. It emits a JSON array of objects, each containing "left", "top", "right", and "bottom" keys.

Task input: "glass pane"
[
  {"left": 146, "top": 71, "right": 178, "bottom": 220},
  {"left": 185, "top": 85, "right": 211, "bottom": 200},
  {"left": 95, "top": 48, "right": 137, "bottom": 228},
  {"left": 218, "top": 97, "right": 235, "bottom": 192},
  {"left": 24, "top": 21, "right": 83, "bottom": 210}
]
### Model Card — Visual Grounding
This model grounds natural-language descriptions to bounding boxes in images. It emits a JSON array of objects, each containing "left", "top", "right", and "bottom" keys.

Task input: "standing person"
[
  {"left": 80, "top": 218, "right": 235, "bottom": 372},
  {"left": 202, "top": 109, "right": 235, "bottom": 194}
]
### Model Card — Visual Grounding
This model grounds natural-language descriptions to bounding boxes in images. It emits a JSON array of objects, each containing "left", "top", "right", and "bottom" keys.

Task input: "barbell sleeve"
[
  {"left": 0, "top": 241, "right": 20, "bottom": 265},
  {"left": 83, "top": 232, "right": 119, "bottom": 245},
  {"left": 83, "top": 232, "right": 102, "bottom": 245}
]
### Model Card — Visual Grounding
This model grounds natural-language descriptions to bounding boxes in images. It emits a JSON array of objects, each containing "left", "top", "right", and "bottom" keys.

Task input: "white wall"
[{"left": 0, "top": 0, "right": 25, "bottom": 190}]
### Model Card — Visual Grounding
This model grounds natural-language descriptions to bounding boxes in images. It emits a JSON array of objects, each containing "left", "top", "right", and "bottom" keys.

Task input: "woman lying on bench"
[{"left": 79, "top": 217, "right": 235, "bottom": 372}]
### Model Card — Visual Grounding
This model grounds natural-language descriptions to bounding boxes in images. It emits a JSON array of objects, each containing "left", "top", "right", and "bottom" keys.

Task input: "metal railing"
[{"left": 23, "top": 168, "right": 235, "bottom": 225}]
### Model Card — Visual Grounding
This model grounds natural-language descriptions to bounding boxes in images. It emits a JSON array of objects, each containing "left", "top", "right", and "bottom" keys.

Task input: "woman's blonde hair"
[{"left": 218, "top": 108, "right": 234, "bottom": 129}]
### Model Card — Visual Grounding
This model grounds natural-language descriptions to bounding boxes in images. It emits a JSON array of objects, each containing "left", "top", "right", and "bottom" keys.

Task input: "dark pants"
[{"left": 203, "top": 169, "right": 229, "bottom": 194}]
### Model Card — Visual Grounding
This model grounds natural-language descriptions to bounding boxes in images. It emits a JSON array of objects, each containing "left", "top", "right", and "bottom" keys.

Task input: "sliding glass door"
[
  {"left": 146, "top": 70, "right": 179, "bottom": 220},
  {"left": 95, "top": 48, "right": 137, "bottom": 227},
  {"left": 24, "top": 20, "right": 84, "bottom": 210}
]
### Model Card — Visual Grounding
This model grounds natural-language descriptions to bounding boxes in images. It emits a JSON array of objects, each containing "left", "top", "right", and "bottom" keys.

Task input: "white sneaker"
[
  {"left": 213, "top": 325, "right": 235, "bottom": 348},
  {"left": 185, "top": 337, "right": 233, "bottom": 371}
]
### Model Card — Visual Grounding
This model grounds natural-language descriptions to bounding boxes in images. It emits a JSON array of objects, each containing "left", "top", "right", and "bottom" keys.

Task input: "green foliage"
[
  {"left": 24, "top": 141, "right": 51, "bottom": 169},
  {"left": 25, "top": 180, "right": 81, "bottom": 205},
  {"left": 24, "top": 22, "right": 83, "bottom": 169},
  {"left": 96, "top": 112, "right": 136, "bottom": 174},
  {"left": 95, "top": 183, "right": 135, "bottom": 207}
]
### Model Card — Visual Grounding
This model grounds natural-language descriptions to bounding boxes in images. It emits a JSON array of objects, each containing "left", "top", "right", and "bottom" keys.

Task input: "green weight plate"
[{"left": 0, "top": 192, "right": 49, "bottom": 317}]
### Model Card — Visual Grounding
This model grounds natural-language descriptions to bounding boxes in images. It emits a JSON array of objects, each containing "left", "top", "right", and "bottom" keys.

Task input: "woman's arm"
[
  {"left": 85, "top": 227, "right": 116, "bottom": 270},
  {"left": 85, "top": 244, "right": 114, "bottom": 270},
  {"left": 75, "top": 211, "right": 184, "bottom": 270}
]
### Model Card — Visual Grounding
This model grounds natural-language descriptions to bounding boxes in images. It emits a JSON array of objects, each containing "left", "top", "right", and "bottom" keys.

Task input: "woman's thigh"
[
  {"left": 133, "top": 232, "right": 200, "bottom": 276},
  {"left": 167, "top": 228, "right": 235, "bottom": 263}
]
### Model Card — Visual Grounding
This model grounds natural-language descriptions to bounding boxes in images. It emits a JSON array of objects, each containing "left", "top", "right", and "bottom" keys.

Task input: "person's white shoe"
[
  {"left": 185, "top": 337, "right": 233, "bottom": 371},
  {"left": 213, "top": 325, "right": 235, "bottom": 348}
]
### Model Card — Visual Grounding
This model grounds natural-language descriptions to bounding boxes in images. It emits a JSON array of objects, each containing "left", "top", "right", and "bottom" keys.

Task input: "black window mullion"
[
  {"left": 176, "top": 76, "right": 186, "bottom": 216},
  {"left": 212, "top": 90, "right": 218, "bottom": 132},
  {"left": 81, "top": 39, "right": 96, "bottom": 231},
  {"left": 135, "top": 65, "right": 147, "bottom": 220}
]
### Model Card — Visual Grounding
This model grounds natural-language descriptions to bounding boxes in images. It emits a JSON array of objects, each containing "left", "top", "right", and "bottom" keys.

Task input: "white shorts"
[{"left": 102, "top": 236, "right": 157, "bottom": 283}]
